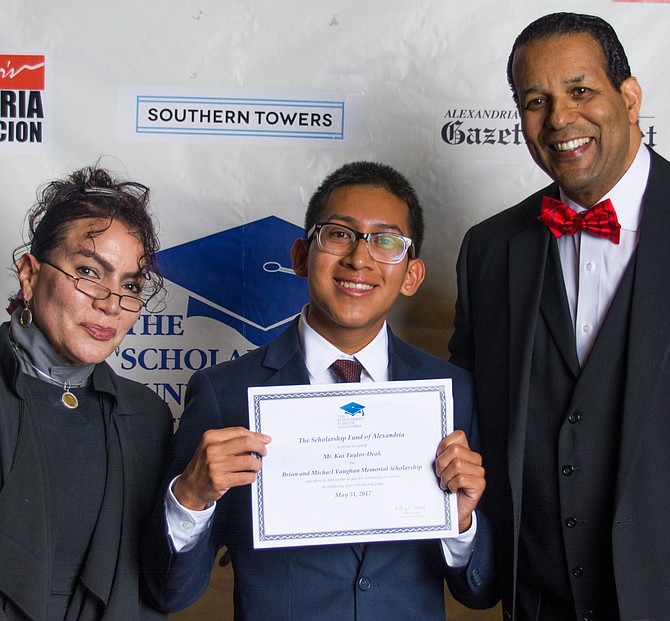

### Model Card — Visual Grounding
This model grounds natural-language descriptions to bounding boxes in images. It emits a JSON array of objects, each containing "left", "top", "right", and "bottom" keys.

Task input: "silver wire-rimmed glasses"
[{"left": 42, "top": 261, "right": 146, "bottom": 312}]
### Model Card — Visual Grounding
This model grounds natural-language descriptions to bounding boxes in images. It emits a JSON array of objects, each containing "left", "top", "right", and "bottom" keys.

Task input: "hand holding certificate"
[
  {"left": 172, "top": 427, "right": 271, "bottom": 511},
  {"left": 248, "top": 378, "right": 460, "bottom": 548}
]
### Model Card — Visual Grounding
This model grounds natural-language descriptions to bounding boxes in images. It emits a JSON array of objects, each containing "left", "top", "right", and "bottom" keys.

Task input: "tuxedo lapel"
[
  {"left": 506, "top": 215, "right": 553, "bottom": 580},
  {"left": 616, "top": 152, "right": 670, "bottom": 501},
  {"left": 539, "top": 240, "right": 580, "bottom": 377}
]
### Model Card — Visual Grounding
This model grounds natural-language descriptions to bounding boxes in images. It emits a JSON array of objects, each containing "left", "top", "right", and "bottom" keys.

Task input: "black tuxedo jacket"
[
  {"left": 449, "top": 147, "right": 670, "bottom": 620},
  {"left": 141, "top": 319, "right": 498, "bottom": 620}
]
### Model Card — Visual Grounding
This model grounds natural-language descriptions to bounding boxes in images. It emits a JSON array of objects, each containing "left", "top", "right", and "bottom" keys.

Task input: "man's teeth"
[
  {"left": 554, "top": 137, "right": 590, "bottom": 152},
  {"left": 338, "top": 280, "right": 373, "bottom": 290}
]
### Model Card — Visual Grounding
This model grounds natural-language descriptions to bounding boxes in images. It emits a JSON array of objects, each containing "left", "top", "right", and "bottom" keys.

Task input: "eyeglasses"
[
  {"left": 306, "top": 222, "right": 415, "bottom": 264},
  {"left": 42, "top": 261, "right": 145, "bottom": 312}
]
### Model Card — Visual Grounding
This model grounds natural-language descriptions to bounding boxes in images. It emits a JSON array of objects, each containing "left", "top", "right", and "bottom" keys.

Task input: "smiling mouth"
[
  {"left": 336, "top": 279, "right": 374, "bottom": 291},
  {"left": 552, "top": 137, "right": 591, "bottom": 152}
]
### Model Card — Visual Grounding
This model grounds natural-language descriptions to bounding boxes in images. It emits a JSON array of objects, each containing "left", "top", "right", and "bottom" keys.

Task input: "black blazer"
[
  {"left": 450, "top": 147, "right": 670, "bottom": 620},
  {"left": 0, "top": 322, "right": 172, "bottom": 621},
  {"left": 141, "top": 319, "right": 498, "bottom": 620}
]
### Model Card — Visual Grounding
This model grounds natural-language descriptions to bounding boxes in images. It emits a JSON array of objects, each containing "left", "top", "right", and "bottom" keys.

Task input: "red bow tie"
[{"left": 538, "top": 196, "right": 621, "bottom": 244}]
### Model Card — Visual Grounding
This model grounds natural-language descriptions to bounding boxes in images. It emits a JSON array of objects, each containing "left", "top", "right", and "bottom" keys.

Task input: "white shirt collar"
[
  {"left": 561, "top": 142, "right": 650, "bottom": 232},
  {"left": 297, "top": 306, "right": 389, "bottom": 383}
]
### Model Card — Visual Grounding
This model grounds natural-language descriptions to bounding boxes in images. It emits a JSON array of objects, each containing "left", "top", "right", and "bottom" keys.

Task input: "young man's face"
[
  {"left": 291, "top": 184, "right": 425, "bottom": 354},
  {"left": 512, "top": 33, "right": 642, "bottom": 207}
]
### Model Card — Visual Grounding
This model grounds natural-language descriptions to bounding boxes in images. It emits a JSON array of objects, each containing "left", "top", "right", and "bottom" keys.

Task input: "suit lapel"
[
  {"left": 0, "top": 388, "right": 50, "bottom": 620},
  {"left": 616, "top": 152, "right": 670, "bottom": 501},
  {"left": 507, "top": 222, "right": 550, "bottom": 503},
  {"left": 263, "top": 321, "right": 425, "bottom": 385},
  {"left": 539, "top": 240, "right": 580, "bottom": 377},
  {"left": 261, "top": 318, "right": 310, "bottom": 386},
  {"left": 80, "top": 365, "right": 126, "bottom": 606},
  {"left": 80, "top": 399, "right": 123, "bottom": 606},
  {"left": 387, "top": 332, "right": 423, "bottom": 381}
]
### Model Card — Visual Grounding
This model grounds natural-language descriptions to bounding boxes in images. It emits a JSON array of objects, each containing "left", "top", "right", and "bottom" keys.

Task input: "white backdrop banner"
[{"left": 2, "top": 0, "right": 668, "bottom": 423}]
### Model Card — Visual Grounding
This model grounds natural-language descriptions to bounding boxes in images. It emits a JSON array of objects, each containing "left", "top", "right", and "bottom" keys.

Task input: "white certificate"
[{"left": 248, "top": 378, "right": 457, "bottom": 548}]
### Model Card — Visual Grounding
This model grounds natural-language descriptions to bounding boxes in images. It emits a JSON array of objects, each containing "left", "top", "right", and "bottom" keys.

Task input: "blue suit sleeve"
[{"left": 140, "top": 369, "right": 229, "bottom": 613}]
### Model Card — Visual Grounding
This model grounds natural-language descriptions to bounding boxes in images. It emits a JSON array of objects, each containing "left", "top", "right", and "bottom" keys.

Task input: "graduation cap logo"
[
  {"left": 340, "top": 402, "right": 365, "bottom": 416},
  {"left": 156, "top": 216, "right": 309, "bottom": 345}
]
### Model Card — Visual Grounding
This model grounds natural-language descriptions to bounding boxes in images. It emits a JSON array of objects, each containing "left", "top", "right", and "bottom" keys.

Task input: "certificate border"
[{"left": 251, "top": 383, "right": 451, "bottom": 543}]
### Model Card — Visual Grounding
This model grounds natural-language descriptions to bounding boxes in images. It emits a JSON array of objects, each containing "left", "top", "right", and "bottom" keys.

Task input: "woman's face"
[{"left": 18, "top": 218, "right": 146, "bottom": 365}]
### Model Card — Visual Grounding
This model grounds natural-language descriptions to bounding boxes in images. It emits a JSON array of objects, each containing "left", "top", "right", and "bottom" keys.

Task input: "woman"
[{"left": 0, "top": 165, "right": 172, "bottom": 620}]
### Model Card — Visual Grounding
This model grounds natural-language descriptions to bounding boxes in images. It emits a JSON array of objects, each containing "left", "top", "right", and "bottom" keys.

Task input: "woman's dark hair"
[{"left": 10, "top": 164, "right": 165, "bottom": 311}]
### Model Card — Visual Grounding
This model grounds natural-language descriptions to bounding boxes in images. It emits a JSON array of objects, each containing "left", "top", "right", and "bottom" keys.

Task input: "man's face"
[
  {"left": 512, "top": 33, "right": 642, "bottom": 207},
  {"left": 291, "top": 184, "right": 424, "bottom": 354}
]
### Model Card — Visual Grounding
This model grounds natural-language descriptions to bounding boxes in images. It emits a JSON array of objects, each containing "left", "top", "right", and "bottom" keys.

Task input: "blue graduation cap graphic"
[
  {"left": 156, "top": 216, "right": 309, "bottom": 345},
  {"left": 340, "top": 402, "right": 365, "bottom": 416}
]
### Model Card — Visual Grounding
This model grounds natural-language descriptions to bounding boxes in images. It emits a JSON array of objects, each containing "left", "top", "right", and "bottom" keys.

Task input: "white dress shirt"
[
  {"left": 166, "top": 307, "right": 477, "bottom": 567},
  {"left": 557, "top": 143, "right": 649, "bottom": 365}
]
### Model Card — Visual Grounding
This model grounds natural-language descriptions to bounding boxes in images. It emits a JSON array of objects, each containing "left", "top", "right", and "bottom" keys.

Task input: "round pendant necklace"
[{"left": 10, "top": 341, "right": 85, "bottom": 409}]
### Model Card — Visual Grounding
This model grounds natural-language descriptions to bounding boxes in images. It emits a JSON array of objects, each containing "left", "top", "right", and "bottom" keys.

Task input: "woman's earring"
[
  {"left": 19, "top": 299, "right": 32, "bottom": 328},
  {"left": 115, "top": 346, "right": 120, "bottom": 357}
]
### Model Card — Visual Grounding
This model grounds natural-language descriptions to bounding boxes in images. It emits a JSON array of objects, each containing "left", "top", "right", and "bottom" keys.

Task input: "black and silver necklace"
[
  {"left": 9, "top": 313, "right": 95, "bottom": 410},
  {"left": 18, "top": 352, "right": 83, "bottom": 408},
  {"left": 10, "top": 340, "right": 87, "bottom": 409}
]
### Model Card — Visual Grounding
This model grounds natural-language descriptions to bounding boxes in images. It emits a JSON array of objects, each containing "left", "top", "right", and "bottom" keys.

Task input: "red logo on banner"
[{"left": 0, "top": 55, "right": 45, "bottom": 90}]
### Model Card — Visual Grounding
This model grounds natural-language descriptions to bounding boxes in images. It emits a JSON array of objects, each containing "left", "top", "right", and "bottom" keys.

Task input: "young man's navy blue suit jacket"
[{"left": 141, "top": 319, "right": 498, "bottom": 620}]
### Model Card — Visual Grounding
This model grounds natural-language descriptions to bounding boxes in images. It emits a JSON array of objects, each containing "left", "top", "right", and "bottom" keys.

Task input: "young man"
[
  {"left": 449, "top": 12, "right": 670, "bottom": 620},
  {"left": 142, "top": 161, "right": 497, "bottom": 620}
]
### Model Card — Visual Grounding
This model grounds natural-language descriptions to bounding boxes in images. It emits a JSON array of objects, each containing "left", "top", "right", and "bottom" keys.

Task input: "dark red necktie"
[
  {"left": 538, "top": 196, "right": 621, "bottom": 244},
  {"left": 330, "top": 358, "right": 363, "bottom": 383},
  {"left": 330, "top": 358, "right": 366, "bottom": 550}
]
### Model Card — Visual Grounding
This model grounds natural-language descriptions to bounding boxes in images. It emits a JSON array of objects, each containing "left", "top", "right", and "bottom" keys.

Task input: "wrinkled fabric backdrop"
[{"left": 2, "top": 0, "right": 667, "bottom": 424}]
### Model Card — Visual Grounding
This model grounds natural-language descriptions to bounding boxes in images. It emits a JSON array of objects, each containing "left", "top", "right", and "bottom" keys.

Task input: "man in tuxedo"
[
  {"left": 449, "top": 12, "right": 670, "bottom": 620},
  {"left": 142, "top": 161, "right": 498, "bottom": 620}
]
